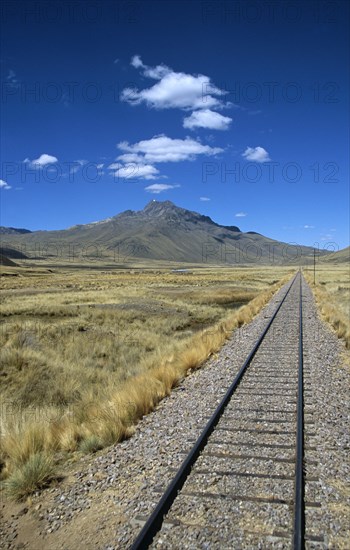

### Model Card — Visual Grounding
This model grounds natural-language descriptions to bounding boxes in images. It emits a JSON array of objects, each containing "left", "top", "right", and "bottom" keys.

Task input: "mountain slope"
[
  {"left": 0, "top": 254, "right": 18, "bottom": 267},
  {"left": 0, "top": 227, "right": 32, "bottom": 235},
  {"left": 0, "top": 200, "right": 329, "bottom": 265},
  {"left": 0, "top": 246, "right": 29, "bottom": 259},
  {"left": 319, "top": 246, "right": 350, "bottom": 264}
]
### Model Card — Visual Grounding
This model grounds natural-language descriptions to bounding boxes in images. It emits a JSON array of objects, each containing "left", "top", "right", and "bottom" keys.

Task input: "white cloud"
[
  {"left": 112, "top": 135, "right": 222, "bottom": 181},
  {"left": 117, "top": 135, "right": 223, "bottom": 163},
  {"left": 242, "top": 146, "right": 271, "bottom": 163},
  {"left": 303, "top": 225, "right": 315, "bottom": 229},
  {"left": 200, "top": 196, "right": 211, "bottom": 201},
  {"left": 109, "top": 163, "right": 160, "bottom": 180},
  {"left": 0, "top": 179, "right": 11, "bottom": 190},
  {"left": 26, "top": 153, "right": 58, "bottom": 168},
  {"left": 96, "top": 163, "right": 104, "bottom": 170},
  {"left": 145, "top": 183, "right": 180, "bottom": 194},
  {"left": 131, "top": 55, "right": 171, "bottom": 80},
  {"left": 235, "top": 212, "right": 247, "bottom": 217},
  {"left": 183, "top": 109, "right": 232, "bottom": 130},
  {"left": 117, "top": 153, "right": 145, "bottom": 164},
  {"left": 108, "top": 162, "right": 123, "bottom": 170},
  {"left": 122, "top": 56, "right": 228, "bottom": 111},
  {"left": 131, "top": 54, "right": 145, "bottom": 69},
  {"left": 143, "top": 65, "right": 172, "bottom": 80}
]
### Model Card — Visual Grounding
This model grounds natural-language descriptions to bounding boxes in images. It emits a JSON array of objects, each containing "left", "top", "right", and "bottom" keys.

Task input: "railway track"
[{"left": 131, "top": 271, "right": 321, "bottom": 549}]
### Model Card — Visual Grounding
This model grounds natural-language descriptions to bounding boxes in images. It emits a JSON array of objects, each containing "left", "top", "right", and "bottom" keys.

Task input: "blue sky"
[{"left": 1, "top": 0, "right": 349, "bottom": 250}]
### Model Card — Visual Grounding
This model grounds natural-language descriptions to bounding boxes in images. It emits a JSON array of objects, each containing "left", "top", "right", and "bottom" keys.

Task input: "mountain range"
[{"left": 0, "top": 200, "right": 346, "bottom": 265}]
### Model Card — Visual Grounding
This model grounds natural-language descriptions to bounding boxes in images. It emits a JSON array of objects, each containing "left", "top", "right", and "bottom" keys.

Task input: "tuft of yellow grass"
[
  {"left": 1, "top": 420, "right": 47, "bottom": 471},
  {"left": 4, "top": 452, "right": 55, "bottom": 500},
  {"left": 79, "top": 435, "right": 103, "bottom": 454}
]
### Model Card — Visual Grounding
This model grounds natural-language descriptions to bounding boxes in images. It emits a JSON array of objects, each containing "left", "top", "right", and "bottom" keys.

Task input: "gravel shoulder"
[{"left": 1, "top": 277, "right": 349, "bottom": 550}]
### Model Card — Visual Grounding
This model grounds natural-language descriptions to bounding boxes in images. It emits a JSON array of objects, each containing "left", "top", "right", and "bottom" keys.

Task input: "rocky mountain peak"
[
  {"left": 142, "top": 200, "right": 182, "bottom": 218},
  {"left": 143, "top": 200, "right": 175, "bottom": 212}
]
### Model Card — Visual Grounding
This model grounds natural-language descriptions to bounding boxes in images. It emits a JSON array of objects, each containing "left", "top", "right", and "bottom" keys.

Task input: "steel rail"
[
  {"left": 130, "top": 272, "right": 299, "bottom": 550},
  {"left": 293, "top": 271, "right": 305, "bottom": 549}
]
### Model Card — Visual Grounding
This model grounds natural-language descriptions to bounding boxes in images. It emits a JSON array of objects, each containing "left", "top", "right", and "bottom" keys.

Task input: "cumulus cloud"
[
  {"left": 131, "top": 54, "right": 145, "bottom": 69},
  {"left": 117, "top": 135, "right": 223, "bottom": 164},
  {"left": 108, "top": 162, "right": 122, "bottom": 170},
  {"left": 200, "top": 196, "right": 211, "bottom": 201},
  {"left": 0, "top": 179, "right": 11, "bottom": 190},
  {"left": 183, "top": 109, "right": 232, "bottom": 130},
  {"left": 242, "top": 146, "right": 271, "bottom": 163},
  {"left": 145, "top": 183, "right": 180, "bottom": 194},
  {"left": 235, "top": 212, "right": 247, "bottom": 217},
  {"left": 116, "top": 153, "right": 145, "bottom": 164},
  {"left": 122, "top": 56, "right": 228, "bottom": 111},
  {"left": 303, "top": 224, "right": 315, "bottom": 229},
  {"left": 130, "top": 55, "right": 171, "bottom": 79},
  {"left": 25, "top": 154, "right": 58, "bottom": 168},
  {"left": 109, "top": 162, "right": 160, "bottom": 180},
  {"left": 111, "top": 135, "right": 223, "bottom": 181}
]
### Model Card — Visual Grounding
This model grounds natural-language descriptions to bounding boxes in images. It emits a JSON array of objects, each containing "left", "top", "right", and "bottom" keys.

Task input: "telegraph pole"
[{"left": 313, "top": 248, "right": 316, "bottom": 285}]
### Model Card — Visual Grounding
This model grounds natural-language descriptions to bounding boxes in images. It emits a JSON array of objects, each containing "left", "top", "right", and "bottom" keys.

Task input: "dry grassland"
[
  {"left": 1, "top": 265, "right": 293, "bottom": 498},
  {"left": 304, "top": 265, "right": 350, "bottom": 348}
]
